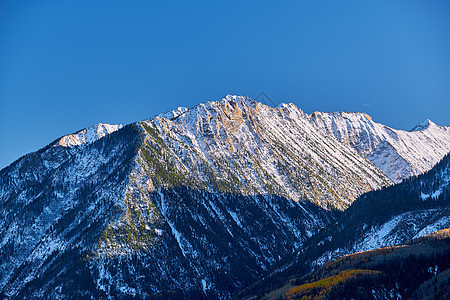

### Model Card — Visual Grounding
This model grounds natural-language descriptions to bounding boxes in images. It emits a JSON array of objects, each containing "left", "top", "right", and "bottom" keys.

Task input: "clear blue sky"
[{"left": 1, "top": 0, "right": 450, "bottom": 169}]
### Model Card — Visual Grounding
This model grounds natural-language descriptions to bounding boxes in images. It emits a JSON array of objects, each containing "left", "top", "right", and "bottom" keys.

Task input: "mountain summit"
[
  {"left": 410, "top": 118, "right": 436, "bottom": 131},
  {"left": 56, "top": 123, "right": 123, "bottom": 147}
]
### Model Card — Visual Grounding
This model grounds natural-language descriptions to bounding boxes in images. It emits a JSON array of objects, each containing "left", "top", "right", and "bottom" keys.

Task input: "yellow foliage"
[{"left": 284, "top": 269, "right": 382, "bottom": 300}]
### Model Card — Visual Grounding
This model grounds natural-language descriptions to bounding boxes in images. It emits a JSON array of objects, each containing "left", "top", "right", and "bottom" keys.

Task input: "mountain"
[
  {"left": 0, "top": 95, "right": 448, "bottom": 298},
  {"left": 238, "top": 151, "right": 450, "bottom": 299},
  {"left": 310, "top": 111, "right": 450, "bottom": 182},
  {"left": 0, "top": 95, "right": 393, "bottom": 299}
]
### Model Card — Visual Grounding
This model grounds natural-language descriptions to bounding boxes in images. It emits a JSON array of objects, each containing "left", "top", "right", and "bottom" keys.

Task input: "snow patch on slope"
[{"left": 413, "top": 216, "right": 450, "bottom": 238}]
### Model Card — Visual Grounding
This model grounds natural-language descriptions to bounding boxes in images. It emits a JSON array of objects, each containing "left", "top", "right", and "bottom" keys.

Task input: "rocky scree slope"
[
  {"left": 310, "top": 111, "right": 450, "bottom": 182},
  {"left": 0, "top": 96, "right": 394, "bottom": 299}
]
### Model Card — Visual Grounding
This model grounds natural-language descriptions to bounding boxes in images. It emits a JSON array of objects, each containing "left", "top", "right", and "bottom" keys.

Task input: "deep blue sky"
[{"left": 1, "top": 1, "right": 450, "bottom": 169}]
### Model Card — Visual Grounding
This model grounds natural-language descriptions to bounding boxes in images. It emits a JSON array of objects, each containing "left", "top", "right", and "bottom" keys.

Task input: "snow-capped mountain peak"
[
  {"left": 56, "top": 122, "right": 123, "bottom": 147},
  {"left": 157, "top": 106, "right": 189, "bottom": 120},
  {"left": 156, "top": 95, "right": 257, "bottom": 121},
  {"left": 410, "top": 119, "right": 436, "bottom": 131}
]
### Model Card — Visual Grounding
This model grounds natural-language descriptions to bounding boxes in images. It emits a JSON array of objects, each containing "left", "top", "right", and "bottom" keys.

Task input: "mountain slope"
[
  {"left": 0, "top": 124, "right": 141, "bottom": 298},
  {"left": 283, "top": 229, "right": 450, "bottom": 300},
  {"left": 316, "top": 151, "right": 450, "bottom": 260},
  {"left": 310, "top": 111, "right": 450, "bottom": 181},
  {"left": 238, "top": 151, "right": 450, "bottom": 299}
]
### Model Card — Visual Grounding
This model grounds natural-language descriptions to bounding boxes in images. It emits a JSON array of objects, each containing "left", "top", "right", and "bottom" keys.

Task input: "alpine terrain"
[
  {"left": 311, "top": 111, "right": 450, "bottom": 181},
  {"left": 0, "top": 95, "right": 449, "bottom": 298},
  {"left": 239, "top": 151, "right": 450, "bottom": 299}
]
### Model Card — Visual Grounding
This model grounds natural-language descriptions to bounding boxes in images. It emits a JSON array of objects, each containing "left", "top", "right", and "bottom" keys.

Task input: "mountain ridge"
[
  {"left": 3, "top": 95, "right": 448, "bottom": 184},
  {"left": 309, "top": 109, "right": 450, "bottom": 181}
]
